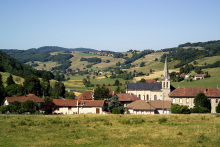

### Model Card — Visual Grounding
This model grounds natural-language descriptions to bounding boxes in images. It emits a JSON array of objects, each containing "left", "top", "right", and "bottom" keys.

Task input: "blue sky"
[{"left": 0, "top": 0, "right": 220, "bottom": 51}]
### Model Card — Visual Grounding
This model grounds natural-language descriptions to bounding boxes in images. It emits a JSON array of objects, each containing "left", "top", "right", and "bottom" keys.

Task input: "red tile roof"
[
  {"left": 5, "top": 94, "right": 44, "bottom": 103},
  {"left": 180, "top": 73, "right": 186, "bottom": 77},
  {"left": 146, "top": 79, "right": 157, "bottom": 83},
  {"left": 126, "top": 100, "right": 171, "bottom": 110},
  {"left": 169, "top": 87, "right": 220, "bottom": 98},
  {"left": 117, "top": 93, "right": 140, "bottom": 101},
  {"left": 52, "top": 99, "right": 104, "bottom": 107},
  {"left": 76, "top": 92, "right": 93, "bottom": 100},
  {"left": 195, "top": 74, "right": 205, "bottom": 77}
]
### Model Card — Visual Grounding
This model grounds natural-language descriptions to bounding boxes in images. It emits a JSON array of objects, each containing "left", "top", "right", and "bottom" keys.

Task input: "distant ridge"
[{"left": 28, "top": 46, "right": 99, "bottom": 52}]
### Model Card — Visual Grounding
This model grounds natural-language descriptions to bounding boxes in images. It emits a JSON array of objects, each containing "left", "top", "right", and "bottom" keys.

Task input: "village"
[{"left": 2, "top": 57, "right": 219, "bottom": 115}]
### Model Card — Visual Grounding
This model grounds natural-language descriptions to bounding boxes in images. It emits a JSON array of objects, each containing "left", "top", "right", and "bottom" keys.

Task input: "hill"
[
  {"left": 0, "top": 50, "right": 53, "bottom": 78},
  {"left": 28, "top": 46, "right": 99, "bottom": 52}
]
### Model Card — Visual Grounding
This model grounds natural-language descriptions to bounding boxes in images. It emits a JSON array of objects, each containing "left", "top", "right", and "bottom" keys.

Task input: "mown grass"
[{"left": 0, "top": 114, "right": 219, "bottom": 146}]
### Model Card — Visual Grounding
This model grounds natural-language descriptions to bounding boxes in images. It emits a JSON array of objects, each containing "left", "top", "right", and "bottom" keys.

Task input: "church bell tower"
[{"left": 162, "top": 57, "right": 171, "bottom": 100}]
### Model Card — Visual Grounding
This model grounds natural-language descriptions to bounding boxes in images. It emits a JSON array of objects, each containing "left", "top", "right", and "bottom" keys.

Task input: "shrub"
[
  {"left": 158, "top": 117, "right": 167, "bottom": 124},
  {"left": 112, "top": 108, "right": 121, "bottom": 114},
  {"left": 171, "top": 104, "right": 190, "bottom": 114},
  {"left": 0, "top": 105, "right": 9, "bottom": 114},
  {"left": 190, "top": 107, "right": 210, "bottom": 113},
  {"left": 177, "top": 132, "right": 183, "bottom": 135}
]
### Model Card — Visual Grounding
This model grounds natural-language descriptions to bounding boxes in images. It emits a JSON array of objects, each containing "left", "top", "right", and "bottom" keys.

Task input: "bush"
[
  {"left": 112, "top": 108, "right": 121, "bottom": 114},
  {"left": 171, "top": 104, "right": 190, "bottom": 114},
  {"left": 158, "top": 117, "right": 167, "bottom": 124},
  {"left": 190, "top": 107, "right": 210, "bottom": 113},
  {"left": 0, "top": 105, "right": 9, "bottom": 114}
]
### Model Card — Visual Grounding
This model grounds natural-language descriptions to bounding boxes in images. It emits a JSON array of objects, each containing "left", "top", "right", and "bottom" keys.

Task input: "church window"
[
  {"left": 163, "top": 82, "right": 165, "bottom": 88},
  {"left": 154, "top": 95, "right": 157, "bottom": 100},
  {"left": 166, "top": 82, "right": 168, "bottom": 88},
  {"left": 147, "top": 94, "right": 149, "bottom": 100},
  {"left": 138, "top": 94, "right": 141, "bottom": 99}
]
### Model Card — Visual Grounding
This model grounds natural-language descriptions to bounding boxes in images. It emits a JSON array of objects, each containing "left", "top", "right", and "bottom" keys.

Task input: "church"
[{"left": 126, "top": 57, "right": 174, "bottom": 101}]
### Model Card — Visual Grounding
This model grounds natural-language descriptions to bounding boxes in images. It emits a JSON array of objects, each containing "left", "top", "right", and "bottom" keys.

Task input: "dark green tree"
[
  {"left": 23, "top": 99, "right": 38, "bottom": 113},
  {"left": 138, "top": 78, "right": 146, "bottom": 83},
  {"left": 0, "top": 73, "right": 5, "bottom": 104},
  {"left": 23, "top": 75, "right": 41, "bottom": 96},
  {"left": 108, "top": 95, "right": 123, "bottom": 113},
  {"left": 114, "top": 79, "right": 120, "bottom": 86},
  {"left": 65, "top": 92, "right": 76, "bottom": 99},
  {"left": 5, "top": 84, "right": 24, "bottom": 97},
  {"left": 216, "top": 102, "right": 220, "bottom": 113},
  {"left": 6, "top": 74, "right": 15, "bottom": 86},
  {"left": 94, "top": 85, "right": 112, "bottom": 100},
  {"left": 194, "top": 92, "right": 211, "bottom": 111},
  {"left": 53, "top": 81, "right": 65, "bottom": 99},
  {"left": 140, "top": 62, "right": 145, "bottom": 67}
]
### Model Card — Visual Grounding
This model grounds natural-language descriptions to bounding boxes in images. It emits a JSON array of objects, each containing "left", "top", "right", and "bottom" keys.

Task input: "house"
[
  {"left": 146, "top": 79, "right": 157, "bottom": 83},
  {"left": 169, "top": 87, "right": 220, "bottom": 113},
  {"left": 3, "top": 94, "right": 44, "bottom": 107},
  {"left": 76, "top": 92, "right": 93, "bottom": 100},
  {"left": 117, "top": 93, "right": 140, "bottom": 107},
  {"left": 126, "top": 100, "right": 171, "bottom": 114},
  {"left": 194, "top": 74, "right": 205, "bottom": 80},
  {"left": 52, "top": 99, "right": 105, "bottom": 114},
  {"left": 126, "top": 57, "right": 174, "bottom": 101}
]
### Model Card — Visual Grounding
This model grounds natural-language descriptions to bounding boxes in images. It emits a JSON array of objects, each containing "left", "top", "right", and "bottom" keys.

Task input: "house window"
[
  {"left": 147, "top": 94, "right": 149, "bottom": 100},
  {"left": 186, "top": 98, "right": 189, "bottom": 104},
  {"left": 68, "top": 107, "right": 71, "bottom": 110},
  {"left": 166, "top": 82, "right": 168, "bottom": 88},
  {"left": 216, "top": 99, "right": 219, "bottom": 104},
  {"left": 163, "top": 82, "right": 165, "bottom": 88},
  {"left": 180, "top": 98, "right": 182, "bottom": 104},
  {"left": 172, "top": 98, "right": 175, "bottom": 103},
  {"left": 138, "top": 94, "right": 141, "bottom": 99},
  {"left": 154, "top": 95, "right": 157, "bottom": 100}
]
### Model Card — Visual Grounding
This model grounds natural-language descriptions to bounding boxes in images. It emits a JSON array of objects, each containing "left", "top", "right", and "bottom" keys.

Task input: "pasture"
[{"left": 0, "top": 114, "right": 219, "bottom": 146}]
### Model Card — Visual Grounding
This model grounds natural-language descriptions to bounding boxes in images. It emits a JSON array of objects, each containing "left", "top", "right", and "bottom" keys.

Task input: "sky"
[{"left": 0, "top": 0, "right": 220, "bottom": 52}]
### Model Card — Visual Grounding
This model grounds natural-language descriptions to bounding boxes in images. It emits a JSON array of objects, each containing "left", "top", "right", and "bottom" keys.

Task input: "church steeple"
[{"left": 162, "top": 57, "right": 170, "bottom": 81}]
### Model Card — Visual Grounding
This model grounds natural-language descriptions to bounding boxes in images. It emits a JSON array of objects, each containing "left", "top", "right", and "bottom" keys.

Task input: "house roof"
[
  {"left": 169, "top": 87, "right": 220, "bottom": 98},
  {"left": 5, "top": 94, "right": 44, "bottom": 103},
  {"left": 195, "top": 74, "right": 205, "bottom": 77},
  {"left": 127, "top": 83, "right": 162, "bottom": 91},
  {"left": 146, "top": 79, "right": 157, "bottom": 83},
  {"left": 117, "top": 93, "right": 140, "bottom": 102},
  {"left": 126, "top": 100, "right": 156, "bottom": 110},
  {"left": 52, "top": 99, "right": 104, "bottom": 107},
  {"left": 126, "top": 100, "right": 171, "bottom": 110},
  {"left": 147, "top": 100, "right": 171, "bottom": 109},
  {"left": 76, "top": 92, "right": 93, "bottom": 100}
]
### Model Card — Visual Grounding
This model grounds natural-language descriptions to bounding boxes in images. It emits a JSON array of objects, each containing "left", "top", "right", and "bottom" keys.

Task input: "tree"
[
  {"left": 94, "top": 85, "right": 112, "bottom": 100},
  {"left": 6, "top": 74, "right": 15, "bottom": 86},
  {"left": 65, "top": 92, "right": 76, "bottom": 99},
  {"left": 0, "top": 73, "right": 5, "bottom": 104},
  {"left": 140, "top": 62, "right": 145, "bottom": 67},
  {"left": 82, "top": 78, "right": 87, "bottom": 85},
  {"left": 53, "top": 81, "right": 65, "bottom": 99},
  {"left": 108, "top": 95, "right": 123, "bottom": 113},
  {"left": 114, "top": 79, "right": 120, "bottom": 86},
  {"left": 5, "top": 84, "right": 24, "bottom": 97},
  {"left": 216, "top": 102, "right": 220, "bottom": 113},
  {"left": 23, "top": 99, "right": 38, "bottom": 113},
  {"left": 138, "top": 78, "right": 146, "bottom": 83},
  {"left": 23, "top": 75, "right": 41, "bottom": 96},
  {"left": 171, "top": 104, "right": 190, "bottom": 114},
  {"left": 40, "top": 98, "right": 55, "bottom": 114},
  {"left": 194, "top": 92, "right": 211, "bottom": 111}
]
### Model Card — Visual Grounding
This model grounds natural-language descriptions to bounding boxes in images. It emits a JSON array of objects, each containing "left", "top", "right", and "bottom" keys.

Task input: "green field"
[
  {"left": 172, "top": 68, "right": 220, "bottom": 88},
  {"left": 0, "top": 114, "right": 219, "bottom": 146}
]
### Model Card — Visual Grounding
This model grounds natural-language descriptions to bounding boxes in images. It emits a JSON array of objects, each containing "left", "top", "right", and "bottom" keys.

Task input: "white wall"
[{"left": 54, "top": 106, "right": 104, "bottom": 114}]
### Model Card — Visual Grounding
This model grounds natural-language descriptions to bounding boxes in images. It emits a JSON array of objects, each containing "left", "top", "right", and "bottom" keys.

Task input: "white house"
[
  {"left": 3, "top": 94, "right": 44, "bottom": 107},
  {"left": 52, "top": 99, "right": 105, "bottom": 114},
  {"left": 126, "top": 100, "right": 171, "bottom": 114}
]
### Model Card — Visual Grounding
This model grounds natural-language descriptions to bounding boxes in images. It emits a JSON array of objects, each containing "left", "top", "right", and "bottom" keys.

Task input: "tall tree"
[
  {"left": 6, "top": 74, "right": 15, "bottom": 86},
  {"left": 23, "top": 75, "right": 41, "bottom": 96},
  {"left": 108, "top": 95, "right": 123, "bottom": 113},
  {"left": 194, "top": 92, "right": 211, "bottom": 110},
  {"left": 94, "top": 85, "right": 112, "bottom": 100},
  {"left": 0, "top": 73, "right": 5, "bottom": 104},
  {"left": 53, "top": 81, "right": 65, "bottom": 99}
]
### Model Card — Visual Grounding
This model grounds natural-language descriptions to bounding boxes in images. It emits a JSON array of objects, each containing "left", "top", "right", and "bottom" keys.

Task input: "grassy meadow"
[{"left": 0, "top": 114, "right": 219, "bottom": 146}]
